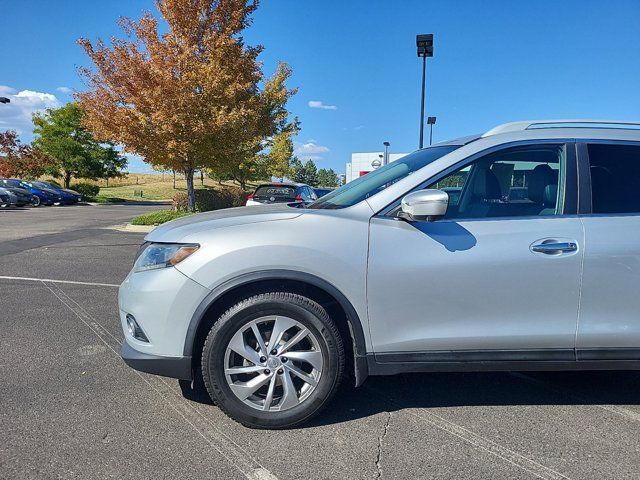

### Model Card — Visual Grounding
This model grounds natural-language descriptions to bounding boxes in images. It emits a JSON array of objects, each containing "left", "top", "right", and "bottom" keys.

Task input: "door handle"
[{"left": 531, "top": 242, "right": 578, "bottom": 254}]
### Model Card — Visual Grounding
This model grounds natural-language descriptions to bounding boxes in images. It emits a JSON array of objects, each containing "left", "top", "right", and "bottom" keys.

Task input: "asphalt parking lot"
[{"left": 2, "top": 204, "right": 640, "bottom": 479}]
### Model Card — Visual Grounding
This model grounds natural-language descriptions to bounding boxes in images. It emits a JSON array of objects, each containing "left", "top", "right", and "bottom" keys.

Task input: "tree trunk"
[
  {"left": 173, "top": 169, "right": 176, "bottom": 189},
  {"left": 184, "top": 167, "right": 196, "bottom": 212},
  {"left": 200, "top": 170, "right": 204, "bottom": 186},
  {"left": 64, "top": 171, "right": 72, "bottom": 189}
]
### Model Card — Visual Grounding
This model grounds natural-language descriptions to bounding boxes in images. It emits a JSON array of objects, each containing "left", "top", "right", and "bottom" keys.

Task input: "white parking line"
[
  {"left": 42, "top": 281, "right": 278, "bottom": 480},
  {"left": 0, "top": 275, "right": 119, "bottom": 287},
  {"left": 368, "top": 386, "right": 571, "bottom": 480},
  {"left": 510, "top": 372, "right": 640, "bottom": 423}
]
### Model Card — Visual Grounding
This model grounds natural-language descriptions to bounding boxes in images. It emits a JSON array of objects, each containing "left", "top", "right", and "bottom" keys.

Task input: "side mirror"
[{"left": 399, "top": 189, "right": 449, "bottom": 222}]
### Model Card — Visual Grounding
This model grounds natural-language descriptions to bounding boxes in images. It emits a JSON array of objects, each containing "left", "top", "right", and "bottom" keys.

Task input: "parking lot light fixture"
[
  {"left": 0, "top": 97, "right": 10, "bottom": 104},
  {"left": 427, "top": 116, "right": 437, "bottom": 145},
  {"left": 383, "top": 141, "right": 390, "bottom": 165},
  {"left": 416, "top": 34, "right": 434, "bottom": 149}
]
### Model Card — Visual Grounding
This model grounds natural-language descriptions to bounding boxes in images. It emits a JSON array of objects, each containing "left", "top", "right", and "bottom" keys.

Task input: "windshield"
[
  {"left": 33, "top": 182, "right": 52, "bottom": 189},
  {"left": 308, "top": 146, "right": 459, "bottom": 209},
  {"left": 1, "top": 179, "right": 21, "bottom": 188}
]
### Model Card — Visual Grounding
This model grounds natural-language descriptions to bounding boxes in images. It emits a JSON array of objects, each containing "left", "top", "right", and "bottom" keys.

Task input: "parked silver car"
[{"left": 119, "top": 120, "right": 640, "bottom": 428}]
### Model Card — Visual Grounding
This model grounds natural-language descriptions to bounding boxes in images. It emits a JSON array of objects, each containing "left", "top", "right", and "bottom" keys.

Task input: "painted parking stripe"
[
  {"left": 368, "top": 386, "right": 571, "bottom": 480},
  {"left": 510, "top": 372, "right": 640, "bottom": 423},
  {"left": 0, "top": 275, "right": 119, "bottom": 287},
  {"left": 43, "top": 281, "right": 278, "bottom": 480}
]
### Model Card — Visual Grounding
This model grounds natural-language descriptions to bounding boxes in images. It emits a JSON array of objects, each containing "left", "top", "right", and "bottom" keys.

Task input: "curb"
[{"left": 110, "top": 223, "right": 157, "bottom": 233}]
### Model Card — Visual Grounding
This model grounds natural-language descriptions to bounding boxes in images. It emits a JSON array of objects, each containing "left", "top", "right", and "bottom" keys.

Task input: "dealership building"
[{"left": 345, "top": 152, "right": 409, "bottom": 183}]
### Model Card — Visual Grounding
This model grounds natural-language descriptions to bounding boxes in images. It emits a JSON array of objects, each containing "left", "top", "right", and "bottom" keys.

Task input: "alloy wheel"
[{"left": 223, "top": 315, "right": 324, "bottom": 412}]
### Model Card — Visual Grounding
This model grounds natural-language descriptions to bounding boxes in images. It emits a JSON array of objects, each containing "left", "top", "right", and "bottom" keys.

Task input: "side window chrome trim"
[
  {"left": 375, "top": 213, "right": 584, "bottom": 225},
  {"left": 378, "top": 138, "right": 577, "bottom": 218}
]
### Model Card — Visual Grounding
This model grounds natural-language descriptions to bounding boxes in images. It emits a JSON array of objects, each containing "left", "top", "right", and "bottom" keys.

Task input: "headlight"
[{"left": 133, "top": 243, "right": 199, "bottom": 272}]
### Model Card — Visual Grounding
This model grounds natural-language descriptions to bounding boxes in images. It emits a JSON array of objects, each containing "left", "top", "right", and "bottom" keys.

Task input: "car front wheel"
[{"left": 201, "top": 292, "right": 344, "bottom": 429}]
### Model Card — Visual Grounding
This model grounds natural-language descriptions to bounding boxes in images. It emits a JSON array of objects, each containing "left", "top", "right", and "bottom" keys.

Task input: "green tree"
[
  {"left": 32, "top": 103, "right": 126, "bottom": 187},
  {"left": 267, "top": 129, "right": 294, "bottom": 179},
  {"left": 317, "top": 168, "right": 339, "bottom": 187},
  {"left": 289, "top": 157, "right": 305, "bottom": 183},
  {"left": 303, "top": 160, "right": 318, "bottom": 186}
]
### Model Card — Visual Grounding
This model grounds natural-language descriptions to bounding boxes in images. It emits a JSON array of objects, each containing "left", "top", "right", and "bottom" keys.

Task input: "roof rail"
[{"left": 482, "top": 120, "right": 640, "bottom": 137}]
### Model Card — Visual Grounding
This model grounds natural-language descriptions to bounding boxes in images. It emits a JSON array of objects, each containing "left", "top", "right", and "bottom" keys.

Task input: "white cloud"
[
  {"left": 0, "top": 86, "right": 61, "bottom": 139},
  {"left": 294, "top": 141, "right": 330, "bottom": 161},
  {"left": 308, "top": 100, "right": 337, "bottom": 110},
  {"left": 354, "top": 125, "right": 365, "bottom": 130},
  {"left": 56, "top": 86, "right": 72, "bottom": 94}
]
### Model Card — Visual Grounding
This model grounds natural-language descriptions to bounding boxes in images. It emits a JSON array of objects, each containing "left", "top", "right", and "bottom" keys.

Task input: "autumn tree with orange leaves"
[
  {"left": 0, "top": 130, "right": 53, "bottom": 179},
  {"left": 77, "top": 0, "right": 296, "bottom": 211}
]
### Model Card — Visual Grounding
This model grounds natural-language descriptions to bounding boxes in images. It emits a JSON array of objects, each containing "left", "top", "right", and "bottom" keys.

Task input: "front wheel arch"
[{"left": 185, "top": 270, "right": 369, "bottom": 387}]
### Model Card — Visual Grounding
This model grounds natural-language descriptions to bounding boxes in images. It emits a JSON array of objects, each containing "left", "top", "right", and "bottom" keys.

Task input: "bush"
[
  {"left": 172, "top": 186, "right": 248, "bottom": 212},
  {"left": 71, "top": 182, "right": 100, "bottom": 198},
  {"left": 131, "top": 210, "right": 190, "bottom": 225}
]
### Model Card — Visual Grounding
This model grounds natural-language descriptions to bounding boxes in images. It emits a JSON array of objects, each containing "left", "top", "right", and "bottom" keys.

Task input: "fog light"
[{"left": 126, "top": 314, "right": 149, "bottom": 343}]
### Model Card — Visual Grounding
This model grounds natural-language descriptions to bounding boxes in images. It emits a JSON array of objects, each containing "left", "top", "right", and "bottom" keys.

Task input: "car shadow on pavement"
[
  {"left": 306, "top": 370, "right": 640, "bottom": 428},
  {"left": 179, "top": 369, "right": 640, "bottom": 428}
]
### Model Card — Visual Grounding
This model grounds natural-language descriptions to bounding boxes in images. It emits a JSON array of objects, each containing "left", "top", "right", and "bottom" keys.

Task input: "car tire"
[
  {"left": 32, "top": 196, "right": 41, "bottom": 207},
  {"left": 201, "top": 292, "right": 344, "bottom": 429}
]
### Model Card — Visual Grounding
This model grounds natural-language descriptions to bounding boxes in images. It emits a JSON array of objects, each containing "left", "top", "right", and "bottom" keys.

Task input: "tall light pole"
[
  {"left": 383, "top": 141, "right": 390, "bottom": 165},
  {"left": 416, "top": 34, "right": 433, "bottom": 149},
  {"left": 427, "top": 116, "right": 437, "bottom": 145}
]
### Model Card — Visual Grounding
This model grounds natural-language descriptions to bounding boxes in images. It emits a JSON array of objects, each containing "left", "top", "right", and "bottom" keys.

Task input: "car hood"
[{"left": 145, "top": 205, "right": 304, "bottom": 243}]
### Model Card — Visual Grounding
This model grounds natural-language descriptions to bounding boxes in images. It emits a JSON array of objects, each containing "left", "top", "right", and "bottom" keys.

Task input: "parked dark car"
[
  {"left": 3, "top": 186, "right": 36, "bottom": 206},
  {"left": 31, "top": 181, "right": 81, "bottom": 204},
  {"left": 314, "top": 187, "right": 335, "bottom": 198},
  {"left": 0, "top": 179, "right": 60, "bottom": 206},
  {"left": 0, "top": 187, "right": 14, "bottom": 207}
]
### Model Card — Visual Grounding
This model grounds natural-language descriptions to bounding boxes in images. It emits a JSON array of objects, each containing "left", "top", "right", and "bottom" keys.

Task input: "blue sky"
[{"left": 1, "top": 0, "right": 639, "bottom": 174}]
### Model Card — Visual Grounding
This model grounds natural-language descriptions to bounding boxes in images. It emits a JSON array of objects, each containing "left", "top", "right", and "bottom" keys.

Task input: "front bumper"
[
  {"left": 118, "top": 265, "right": 211, "bottom": 378},
  {"left": 121, "top": 341, "right": 192, "bottom": 380}
]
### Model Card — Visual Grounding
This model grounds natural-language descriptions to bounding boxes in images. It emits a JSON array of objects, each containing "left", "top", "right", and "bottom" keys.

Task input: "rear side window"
[
  {"left": 588, "top": 144, "right": 640, "bottom": 214},
  {"left": 254, "top": 185, "right": 296, "bottom": 200}
]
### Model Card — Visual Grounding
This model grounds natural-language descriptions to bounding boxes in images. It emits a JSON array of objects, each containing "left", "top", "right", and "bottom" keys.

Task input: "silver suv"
[{"left": 119, "top": 120, "right": 640, "bottom": 428}]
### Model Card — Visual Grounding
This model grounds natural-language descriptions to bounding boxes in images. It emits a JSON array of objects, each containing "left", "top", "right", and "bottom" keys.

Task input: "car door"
[
  {"left": 367, "top": 142, "right": 585, "bottom": 362},
  {"left": 576, "top": 141, "right": 640, "bottom": 360}
]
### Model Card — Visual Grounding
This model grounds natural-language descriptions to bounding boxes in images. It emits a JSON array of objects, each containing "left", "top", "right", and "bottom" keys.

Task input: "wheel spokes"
[
  {"left": 286, "top": 363, "right": 317, "bottom": 387},
  {"left": 227, "top": 329, "right": 261, "bottom": 365},
  {"left": 279, "top": 327, "right": 310, "bottom": 355},
  {"left": 269, "top": 316, "right": 297, "bottom": 350},
  {"left": 285, "top": 350, "right": 323, "bottom": 371},
  {"left": 225, "top": 365, "right": 265, "bottom": 375},
  {"left": 263, "top": 374, "right": 278, "bottom": 411},
  {"left": 229, "top": 373, "right": 272, "bottom": 400},
  {"left": 250, "top": 322, "right": 268, "bottom": 356},
  {"left": 279, "top": 369, "right": 300, "bottom": 409},
  {"left": 224, "top": 315, "right": 324, "bottom": 412}
]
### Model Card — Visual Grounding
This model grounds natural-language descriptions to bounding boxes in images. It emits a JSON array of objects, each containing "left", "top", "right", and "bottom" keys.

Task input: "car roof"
[
  {"left": 257, "top": 182, "right": 307, "bottom": 188},
  {"left": 479, "top": 119, "right": 640, "bottom": 141}
]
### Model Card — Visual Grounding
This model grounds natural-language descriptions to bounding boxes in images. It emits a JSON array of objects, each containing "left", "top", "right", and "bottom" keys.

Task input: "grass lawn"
[
  {"left": 90, "top": 195, "right": 128, "bottom": 203},
  {"left": 131, "top": 210, "right": 191, "bottom": 225},
  {"left": 93, "top": 174, "right": 255, "bottom": 201}
]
